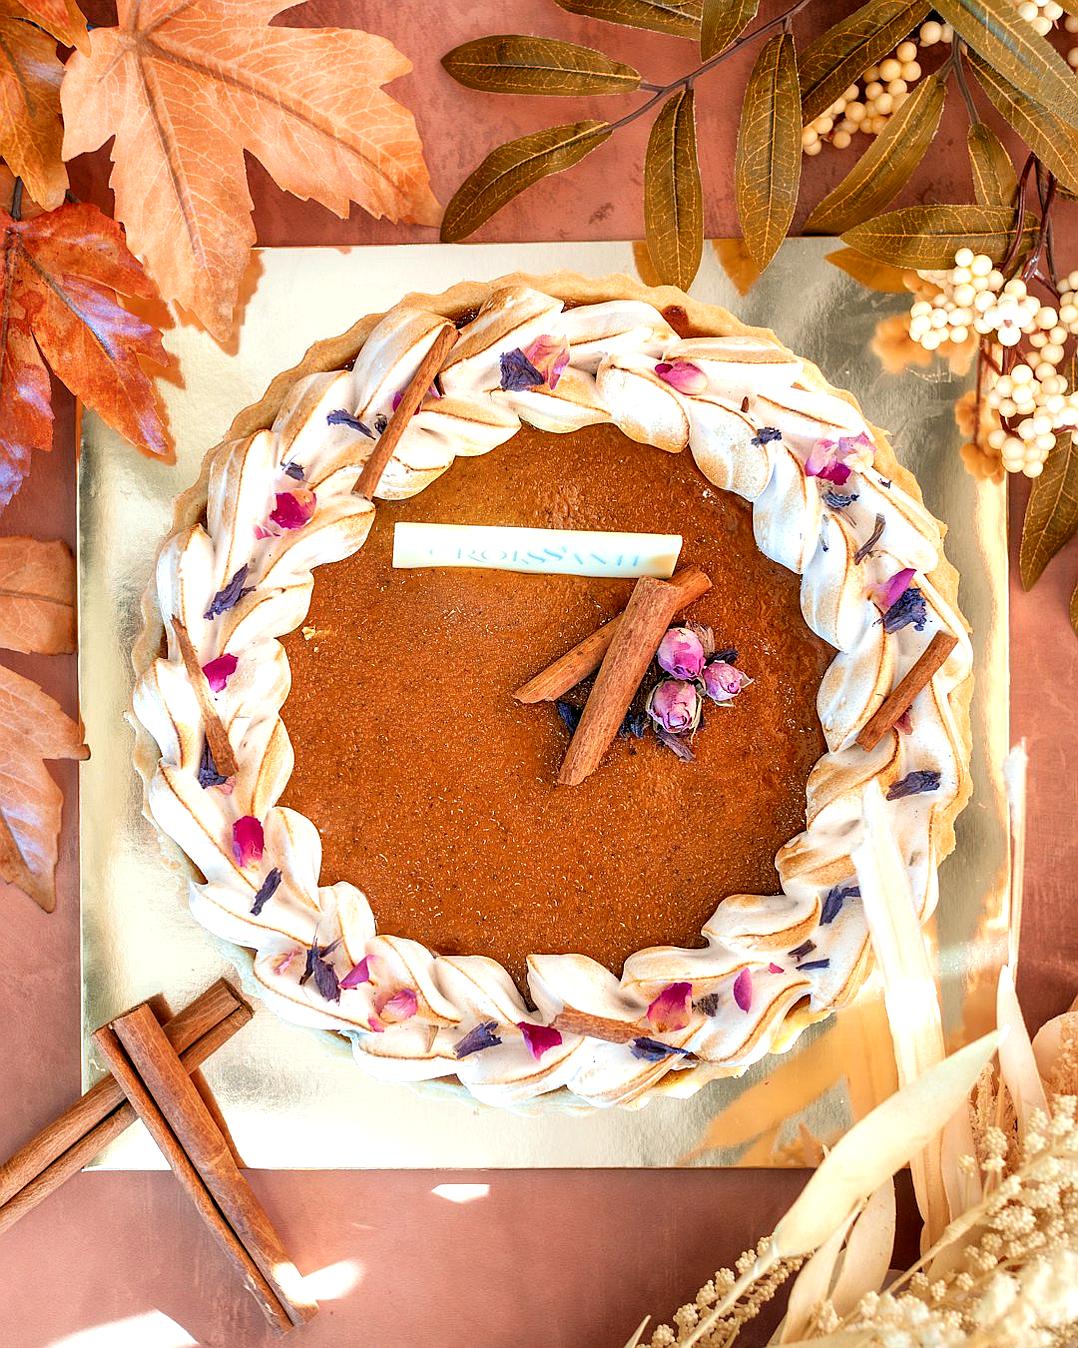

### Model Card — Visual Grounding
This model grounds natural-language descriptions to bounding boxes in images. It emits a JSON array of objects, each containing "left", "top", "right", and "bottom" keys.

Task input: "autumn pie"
[{"left": 131, "top": 272, "right": 973, "bottom": 1109}]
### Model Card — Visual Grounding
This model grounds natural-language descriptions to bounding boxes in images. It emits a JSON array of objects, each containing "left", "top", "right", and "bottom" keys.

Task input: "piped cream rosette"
[{"left": 131, "top": 273, "right": 972, "bottom": 1110}]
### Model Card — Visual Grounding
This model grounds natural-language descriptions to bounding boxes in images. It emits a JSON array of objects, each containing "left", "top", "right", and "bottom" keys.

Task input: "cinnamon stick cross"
[
  {"left": 856, "top": 629, "right": 959, "bottom": 752},
  {"left": 352, "top": 323, "right": 458, "bottom": 499}
]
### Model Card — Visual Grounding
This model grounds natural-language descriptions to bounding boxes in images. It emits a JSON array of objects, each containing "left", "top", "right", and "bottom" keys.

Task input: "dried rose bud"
[
  {"left": 702, "top": 660, "right": 751, "bottom": 703},
  {"left": 202, "top": 652, "right": 237, "bottom": 693},
  {"left": 654, "top": 359, "right": 707, "bottom": 395},
  {"left": 523, "top": 333, "right": 571, "bottom": 389},
  {"left": 657, "top": 626, "right": 706, "bottom": 680},
  {"left": 646, "top": 678, "right": 702, "bottom": 735}
]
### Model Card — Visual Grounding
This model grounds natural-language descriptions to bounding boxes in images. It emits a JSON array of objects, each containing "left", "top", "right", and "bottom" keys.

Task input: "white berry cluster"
[
  {"left": 1068, "top": 13, "right": 1078, "bottom": 68},
  {"left": 1017, "top": 0, "right": 1064, "bottom": 36},
  {"left": 802, "top": 33, "right": 940, "bottom": 155},
  {"left": 910, "top": 254, "right": 1078, "bottom": 477}
]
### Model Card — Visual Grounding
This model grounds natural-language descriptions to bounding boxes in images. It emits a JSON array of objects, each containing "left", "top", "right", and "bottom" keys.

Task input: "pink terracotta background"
[{"left": 1, "top": 2, "right": 1076, "bottom": 1345}]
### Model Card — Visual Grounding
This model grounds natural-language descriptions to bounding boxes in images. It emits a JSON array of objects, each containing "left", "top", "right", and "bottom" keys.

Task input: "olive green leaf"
[
  {"left": 805, "top": 71, "right": 945, "bottom": 235},
  {"left": 933, "top": 0, "right": 1078, "bottom": 131},
  {"left": 826, "top": 247, "right": 911, "bottom": 291},
  {"left": 799, "top": 0, "right": 930, "bottom": 124},
  {"left": 441, "top": 122, "right": 611, "bottom": 242},
  {"left": 1020, "top": 377, "right": 1078, "bottom": 590},
  {"left": 442, "top": 36, "right": 641, "bottom": 96},
  {"left": 554, "top": 0, "right": 702, "bottom": 38},
  {"left": 842, "top": 204, "right": 1037, "bottom": 268},
  {"left": 967, "top": 122, "right": 1018, "bottom": 206},
  {"left": 701, "top": 0, "right": 759, "bottom": 59},
  {"left": 736, "top": 32, "right": 801, "bottom": 273},
  {"left": 645, "top": 89, "right": 703, "bottom": 290},
  {"left": 968, "top": 53, "right": 1078, "bottom": 194}
]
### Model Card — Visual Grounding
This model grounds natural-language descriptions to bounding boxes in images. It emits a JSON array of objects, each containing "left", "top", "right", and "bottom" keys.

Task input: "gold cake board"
[{"left": 78, "top": 240, "right": 1009, "bottom": 1169}]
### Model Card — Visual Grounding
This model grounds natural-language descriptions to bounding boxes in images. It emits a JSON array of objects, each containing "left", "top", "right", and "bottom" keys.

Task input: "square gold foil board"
[{"left": 78, "top": 241, "right": 1009, "bottom": 1169}]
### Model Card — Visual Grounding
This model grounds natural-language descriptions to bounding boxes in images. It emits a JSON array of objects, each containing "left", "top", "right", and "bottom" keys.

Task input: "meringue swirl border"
[{"left": 131, "top": 273, "right": 973, "bottom": 1111}]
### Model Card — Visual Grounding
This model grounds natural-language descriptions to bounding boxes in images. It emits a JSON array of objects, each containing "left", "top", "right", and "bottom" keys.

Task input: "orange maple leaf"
[
  {"left": 0, "top": 200, "right": 169, "bottom": 511},
  {"left": 0, "top": 535, "right": 75, "bottom": 653},
  {"left": 0, "top": 3, "right": 68, "bottom": 209},
  {"left": 8, "top": 0, "right": 88, "bottom": 49},
  {"left": 61, "top": 0, "right": 441, "bottom": 341}
]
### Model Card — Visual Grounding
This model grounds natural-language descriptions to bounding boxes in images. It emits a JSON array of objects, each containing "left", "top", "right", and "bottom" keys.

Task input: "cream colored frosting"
[{"left": 132, "top": 282, "right": 972, "bottom": 1109}]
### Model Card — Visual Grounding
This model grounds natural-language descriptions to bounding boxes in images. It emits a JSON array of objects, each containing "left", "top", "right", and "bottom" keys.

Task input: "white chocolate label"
[{"left": 392, "top": 522, "right": 682, "bottom": 579}]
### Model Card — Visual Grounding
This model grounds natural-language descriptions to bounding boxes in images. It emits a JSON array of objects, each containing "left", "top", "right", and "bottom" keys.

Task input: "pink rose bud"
[
  {"left": 232, "top": 815, "right": 264, "bottom": 868},
  {"left": 657, "top": 626, "right": 706, "bottom": 680},
  {"left": 655, "top": 359, "right": 707, "bottom": 395},
  {"left": 646, "top": 678, "right": 702, "bottom": 735},
  {"left": 523, "top": 334, "right": 571, "bottom": 390},
  {"left": 202, "top": 652, "right": 237, "bottom": 693},
  {"left": 269, "top": 486, "right": 316, "bottom": 530},
  {"left": 702, "top": 660, "right": 751, "bottom": 703}
]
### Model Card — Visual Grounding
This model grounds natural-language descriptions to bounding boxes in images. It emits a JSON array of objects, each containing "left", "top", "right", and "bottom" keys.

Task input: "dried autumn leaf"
[
  {"left": 968, "top": 53, "right": 1078, "bottom": 195},
  {"left": 934, "top": 0, "right": 1078, "bottom": 130},
  {"left": 0, "top": 661, "right": 86, "bottom": 912},
  {"left": 645, "top": 89, "right": 703, "bottom": 291},
  {"left": 441, "top": 121, "right": 611, "bottom": 242},
  {"left": 713, "top": 237, "right": 762, "bottom": 295},
  {"left": 735, "top": 32, "right": 801, "bottom": 274},
  {"left": 842, "top": 204, "right": 1037, "bottom": 269},
  {"left": 0, "top": 4, "right": 67, "bottom": 209},
  {"left": 10, "top": 0, "right": 87, "bottom": 49},
  {"left": 1020, "top": 422, "right": 1077, "bottom": 589},
  {"left": 61, "top": 1, "right": 440, "bottom": 344},
  {"left": 799, "top": 0, "right": 929, "bottom": 124},
  {"left": 0, "top": 200, "right": 168, "bottom": 512},
  {"left": 967, "top": 122, "right": 1017, "bottom": 207},
  {"left": 0, "top": 536, "right": 75, "bottom": 654},
  {"left": 805, "top": 72, "right": 945, "bottom": 235},
  {"left": 554, "top": 0, "right": 702, "bottom": 38},
  {"left": 442, "top": 36, "right": 641, "bottom": 96},
  {"left": 701, "top": 0, "right": 759, "bottom": 59},
  {"left": 826, "top": 246, "right": 910, "bottom": 292},
  {"left": 1072, "top": 581, "right": 1078, "bottom": 638}
]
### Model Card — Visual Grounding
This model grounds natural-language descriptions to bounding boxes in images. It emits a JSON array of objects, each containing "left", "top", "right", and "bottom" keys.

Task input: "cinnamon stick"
[
  {"left": 558, "top": 574, "right": 704, "bottom": 787},
  {"left": 0, "top": 1002, "right": 250, "bottom": 1237},
  {"left": 514, "top": 564, "right": 712, "bottom": 704},
  {"left": 353, "top": 324, "right": 458, "bottom": 499},
  {"left": 94, "top": 1022, "right": 299, "bottom": 1335},
  {"left": 110, "top": 1003, "right": 317, "bottom": 1329},
  {"left": 0, "top": 980, "right": 247, "bottom": 1219},
  {"left": 552, "top": 1009, "right": 644, "bottom": 1044},
  {"left": 855, "top": 630, "right": 960, "bottom": 752},
  {"left": 172, "top": 618, "right": 239, "bottom": 778}
]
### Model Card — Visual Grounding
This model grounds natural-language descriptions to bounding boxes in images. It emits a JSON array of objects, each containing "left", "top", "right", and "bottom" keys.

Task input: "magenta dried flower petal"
[
  {"left": 805, "top": 432, "right": 872, "bottom": 485},
  {"left": 523, "top": 334, "right": 571, "bottom": 390},
  {"left": 340, "top": 956, "right": 372, "bottom": 989},
  {"left": 202, "top": 652, "right": 237, "bottom": 693},
  {"left": 232, "top": 816, "right": 264, "bottom": 868},
  {"left": 516, "top": 1021, "right": 563, "bottom": 1060},
  {"left": 732, "top": 968, "right": 753, "bottom": 1012},
  {"left": 646, "top": 678, "right": 702, "bottom": 735},
  {"left": 869, "top": 567, "right": 916, "bottom": 614},
  {"left": 702, "top": 660, "right": 751, "bottom": 704},
  {"left": 270, "top": 487, "right": 317, "bottom": 531},
  {"left": 768, "top": 962, "right": 783, "bottom": 974},
  {"left": 376, "top": 987, "right": 418, "bottom": 1022},
  {"left": 655, "top": 359, "right": 707, "bottom": 395},
  {"left": 657, "top": 626, "right": 706, "bottom": 680},
  {"left": 895, "top": 707, "right": 913, "bottom": 734},
  {"left": 647, "top": 981, "right": 692, "bottom": 1032}
]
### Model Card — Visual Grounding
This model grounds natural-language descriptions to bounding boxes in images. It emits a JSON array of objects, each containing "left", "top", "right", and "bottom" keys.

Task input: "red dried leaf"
[
  {"left": 0, "top": 200, "right": 169, "bottom": 511},
  {"left": 0, "top": 5, "right": 68, "bottom": 209},
  {"left": 61, "top": 0, "right": 440, "bottom": 341},
  {"left": 0, "top": 535, "right": 75, "bottom": 653}
]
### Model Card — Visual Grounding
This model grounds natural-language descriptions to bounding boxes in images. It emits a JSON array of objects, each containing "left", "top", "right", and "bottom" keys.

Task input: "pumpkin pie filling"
[{"left": 280, "top": 420, "right": 831, "bottom": 988}]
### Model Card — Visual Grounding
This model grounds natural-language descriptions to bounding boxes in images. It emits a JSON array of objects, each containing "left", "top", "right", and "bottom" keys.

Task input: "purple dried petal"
[
  {"left": 326, "top": 409, "right": 373, "bottom": 438},
  {"left": 821, "top": 884, "right": 859, "bottom": 925},
  {"left": 694, "top": 992, "right": 719, "bottom": 1016},
  {"left": 270, "top": 487, "right": 317, "bottom": 531},
  {"left": 733, "top": 968, "right": 753, "bottom": 1012},
  {"left": 882, "top": 587, "right": 928, "bottom": 634},
  {"left": 516, "top": 1021, "right": 563, "bottom": 1060},
  {"left": 714, "top": 646, "right": 738, "bottom": 664},
  {"left": 283, "top": 461, "right": 306, "bottom": 480},
  {"left": 198, "top": 740, "right": 227, "bottom": 788},
  {"left": 250, "top": 867, "right": 282, "bottom": 916},
  {"left": 797, "top": 959, "right": 831, "bottom": 971},
  {"left": 631, "top": 1037, "right": 691, "bottom": 1062},
  {"left": 555, "top": 700, "right": 582, "bottom": 734},
  {"left": 232, "top": 816, "right": 264, "bottom": 868},
  {"left": 657, "top": 626, "right": 706, "bottom": 680},
  {"left": 454, "top": 1020, "right": 502, "bottom": 1058},
  {"left": 647, "top": 981, "right": 692, "bottom": 1032},
  {"left": 204, "top": 564, "right": 254, "bottom": 620},
  {"left": 887, "top": 770, "right": 942, "bottom": 800},
  {"left": 202, "top": 652, "right": 237, "bottom": 693},
  {"left": 789, "top": 940, "right": 816, "bottom": 960},
  {"left": 824, "top": 488, "right": 859, "bottom": 509},
  {"left": 340, "top": 956, "right": 372, "bottom": 989},
  {"left": 499, "top": 349, "right": 544, "bottom": 392},
  {"left": 619, "top": 709, "right": 648, "bottom": 740},
  {"left": 654, "top": 725, "right": 696, "bottom": 762},
  {"left": 647, "top": 678, "right": 702, "bottom": 734},
  {"left": 655, "top": 360, "right": 707, "bottom": 394},
  {"left": 312, "top": 953, "right": 341, "bottom": 1003},
  {"left": 750, "top": 426, "right": 782, "bottom": 446}
]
